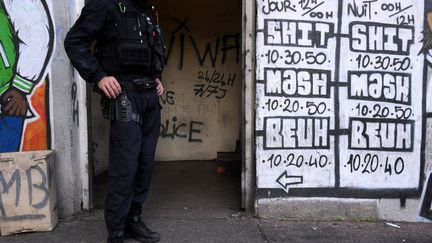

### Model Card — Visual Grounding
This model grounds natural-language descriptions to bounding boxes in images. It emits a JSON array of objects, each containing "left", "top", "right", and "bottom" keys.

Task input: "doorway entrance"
[{"left": 89, "top": 0, "right": 245, "bottom": 215}]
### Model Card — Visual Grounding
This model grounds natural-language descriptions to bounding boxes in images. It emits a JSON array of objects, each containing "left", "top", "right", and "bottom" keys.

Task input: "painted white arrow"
[{"left": 276, "top": 171, "right": 303, "bottom": 193}]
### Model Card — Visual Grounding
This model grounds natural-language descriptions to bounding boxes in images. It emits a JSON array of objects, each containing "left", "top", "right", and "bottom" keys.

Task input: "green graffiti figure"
[
  {"left": 0, "top": 3, "right": 17, "bottom": 102},
  {"left": 0, "top": 0, "right": 54, "bottom": 152}
]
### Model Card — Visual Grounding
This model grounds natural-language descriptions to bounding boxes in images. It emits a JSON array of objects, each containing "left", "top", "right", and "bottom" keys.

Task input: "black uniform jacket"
[{"left": 64, "top": 0, "right": 157, "bottom": 84}]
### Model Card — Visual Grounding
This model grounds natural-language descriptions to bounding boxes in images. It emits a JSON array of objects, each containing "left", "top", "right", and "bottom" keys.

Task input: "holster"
[{"left": 101, "top": 92, "right": 141, "bottom": 124}]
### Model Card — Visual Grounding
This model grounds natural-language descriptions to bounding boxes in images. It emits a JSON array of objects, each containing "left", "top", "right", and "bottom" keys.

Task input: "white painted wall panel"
[{"left": 256, "top": 0, "right": 426, "bottom": 196}]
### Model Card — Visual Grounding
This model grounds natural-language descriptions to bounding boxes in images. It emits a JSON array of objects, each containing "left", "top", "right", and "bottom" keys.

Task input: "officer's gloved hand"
[
  {"left": 98, "top": 76, "right": 122, "bottom": 99},
  {"left": 156, "top": 78, "right": 164, "bottom": 96}
]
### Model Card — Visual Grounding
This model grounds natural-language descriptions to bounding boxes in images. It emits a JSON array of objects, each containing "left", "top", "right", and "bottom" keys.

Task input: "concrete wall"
[
  {"left": 51, "top": 0, "right": 86, "bottom": 217},
  {"left": 9, "top": 0, "right": 432, "bottom": 221},
  {"left": 255, "top": 0, "right": 432, "bottom": 222},
  {"left": 91, "top": 0, "right": 242, "bottom": 172},
  {"left": 242, "top": 0, "right": 258, "bottom": 211}
]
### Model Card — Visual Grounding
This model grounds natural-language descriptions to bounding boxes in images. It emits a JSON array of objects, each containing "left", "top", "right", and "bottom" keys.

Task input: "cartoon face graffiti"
[{"left": 0, "top": 0, "right": 54, "bottom": 152}]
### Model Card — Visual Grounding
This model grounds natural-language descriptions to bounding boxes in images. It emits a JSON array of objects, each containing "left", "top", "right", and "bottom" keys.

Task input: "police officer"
[{"left": 64, "top": 0, "right": 164, "bottom": 242}]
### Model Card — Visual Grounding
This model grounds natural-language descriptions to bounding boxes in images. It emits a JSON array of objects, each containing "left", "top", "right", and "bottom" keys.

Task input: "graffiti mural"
[
  {"left": 256, "top": 0, "right": 429, "bottom": 198},
  {"left": 149, "top": 0, "right": 242, "bottom": 161},
  {"left": 0, "top": 0, "right": 54, "bottom": 152}
]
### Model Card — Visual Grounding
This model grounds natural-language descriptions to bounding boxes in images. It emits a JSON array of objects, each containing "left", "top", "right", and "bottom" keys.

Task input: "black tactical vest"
[{"left": 96, "top": 0, "right": 165, "bottom": 76}]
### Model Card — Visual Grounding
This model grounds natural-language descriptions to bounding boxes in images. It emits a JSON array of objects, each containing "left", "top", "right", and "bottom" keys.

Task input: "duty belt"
[{"left": 121, "top": 78, "right": 156, "bottom": 91}]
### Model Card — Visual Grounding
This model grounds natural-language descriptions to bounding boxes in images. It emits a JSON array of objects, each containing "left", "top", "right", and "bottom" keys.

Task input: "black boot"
[
  {"left": 125, "top": 216, "right": 160, "bottom": 242},
  {"left": 107, "top": 230, "right": 124, "bottom": 243}
]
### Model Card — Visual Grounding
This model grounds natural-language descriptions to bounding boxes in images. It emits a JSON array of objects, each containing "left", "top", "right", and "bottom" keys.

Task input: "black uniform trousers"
[{"left": 104, "top": 85, "right": 160, "bottom": 232}]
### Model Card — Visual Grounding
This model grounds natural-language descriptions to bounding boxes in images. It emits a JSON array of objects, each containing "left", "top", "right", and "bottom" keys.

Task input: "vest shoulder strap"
[{"left": 115, "top": 0, "right": 152, "bottom": 14}]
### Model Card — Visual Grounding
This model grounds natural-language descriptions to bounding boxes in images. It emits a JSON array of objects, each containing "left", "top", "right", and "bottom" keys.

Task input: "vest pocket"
[{"left": 117, "top": 43, "right": 152, "bottom": 71}]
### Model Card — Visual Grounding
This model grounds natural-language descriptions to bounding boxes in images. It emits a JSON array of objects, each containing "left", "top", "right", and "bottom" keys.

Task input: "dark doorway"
[{"left": 90, "top": 0, "right": 243, "bottom": 216}]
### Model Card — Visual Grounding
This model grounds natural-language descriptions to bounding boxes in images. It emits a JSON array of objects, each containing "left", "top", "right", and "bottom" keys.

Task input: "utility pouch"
[
  {"left": 101, "top": 96, "right": 116, "bottom": 120},
  {"left": 133, "top": 78, "right": 156, "bottom": 90}
]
